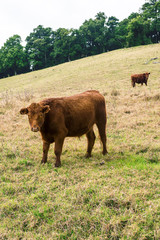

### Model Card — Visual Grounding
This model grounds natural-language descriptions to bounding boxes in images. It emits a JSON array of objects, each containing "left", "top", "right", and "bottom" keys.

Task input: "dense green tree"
[
  {"left": 115, "top": 13, "right": 141, "bottom": 48},
  {"left": 94, "top": 12, "right": 108, "bottom": 53},
  {"left": 141, "top": 0, "right": 160, "bottom": 43},
  {"left": 79, "top": 12, "right": 107, "bottom": 56},
  {"left": 0, "top": 35, "right": 29, "bottom": 78},
  {"left": 127, "top": 16, "right": 151, "bottom": 46},
  {"left": 106, "top": 16, "right": 121, "bottom": 50},
  {"left": 25, "top": 25, "right": 54, "bottom": 70},
  {"left": 115, "top": 18, "right": 129, "bottom": 48},
  {"left": 52, "top": 28, "right": 71, "bottom": 64},
  {"left": 68, "top": 29, "right": 84, "bottom": 60},
  {"left": 79, "top": 18, "right": 98, "bottom": 56}
]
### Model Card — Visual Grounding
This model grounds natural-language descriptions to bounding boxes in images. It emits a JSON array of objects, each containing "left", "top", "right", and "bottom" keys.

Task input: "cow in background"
[
  {"left": 131, "top": 72, "right": 150, "bottom": 87},
  {"left": 20, "top": 90, "right": 107, "bottom": 167}
]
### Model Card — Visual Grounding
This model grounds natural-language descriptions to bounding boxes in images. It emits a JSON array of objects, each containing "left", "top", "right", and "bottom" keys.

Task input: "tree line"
[{"left": 0, "top": 0, "right": 159, "bottom": 79}]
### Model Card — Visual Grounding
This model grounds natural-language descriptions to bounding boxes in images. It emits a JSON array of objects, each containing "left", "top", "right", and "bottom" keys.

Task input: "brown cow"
[
  {"left": 20, "top": 90, "right": 107, "bottom": 167},
  {"left": 131, "top": 72, "right": 150, "bottom": 87}
]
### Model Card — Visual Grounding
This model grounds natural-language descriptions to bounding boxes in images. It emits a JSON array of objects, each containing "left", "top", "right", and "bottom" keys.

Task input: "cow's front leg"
[
  {"left": 54, "top": 137, "right": 65, "bottom": 167},
  {"left": 41, "top": 141, "right": 50, "bottom": 164},
  {"left": 132, "top": 81, "right": 135, "bottom": 87}
]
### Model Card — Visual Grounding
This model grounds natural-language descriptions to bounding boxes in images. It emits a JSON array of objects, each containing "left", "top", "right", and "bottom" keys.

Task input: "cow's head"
[
  {"left": 20, "top": 103, "right": 50, "bottom": 132},
  {"left": 145, "top": 72, "right": 150, "bottom": 78}
]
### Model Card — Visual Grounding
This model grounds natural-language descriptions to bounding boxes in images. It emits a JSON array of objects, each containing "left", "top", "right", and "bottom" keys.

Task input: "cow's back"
[{"left": 41, "top": 90, "right": 106, "bottom": 137}]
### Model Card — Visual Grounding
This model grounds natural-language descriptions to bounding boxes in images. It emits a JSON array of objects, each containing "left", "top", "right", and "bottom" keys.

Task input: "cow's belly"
[
  {"left": 66, "top": 119, "right": 94, "bottom": 136},
  {"left": 65, "top": 112, "right": 95, "bottom": 137},
  {"left": 67, "top": 126, "right": 91, "bottom": 137},
  {"left": 136, "top": 80, "right": 142, "bottom": 83}
]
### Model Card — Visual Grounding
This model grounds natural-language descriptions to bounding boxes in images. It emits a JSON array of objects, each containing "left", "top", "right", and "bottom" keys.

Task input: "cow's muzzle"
[{"left": 31, "top": 126, "right": 40, "bottom": 132}]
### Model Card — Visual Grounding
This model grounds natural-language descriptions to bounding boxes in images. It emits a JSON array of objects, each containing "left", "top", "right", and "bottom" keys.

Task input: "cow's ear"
[
  {"left": 20, "top": 108, "right": 28, "bottom": 115},
  {"left": 42, "top": 105, "right": 50, "bottom": 114}
]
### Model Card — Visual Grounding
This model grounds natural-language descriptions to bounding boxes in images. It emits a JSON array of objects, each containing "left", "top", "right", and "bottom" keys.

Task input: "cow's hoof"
[
  {"left": 85, "top": 153, "right": 91, "bottom": 158},
  {"left": 41, "top": 160, "right": 47, "bottom": 164},
  {"left": 103, "top": 150, "right": 108, "bottom": 155},
  {"left": 55, "top": 162, "right": 61, "bottom": 167}
]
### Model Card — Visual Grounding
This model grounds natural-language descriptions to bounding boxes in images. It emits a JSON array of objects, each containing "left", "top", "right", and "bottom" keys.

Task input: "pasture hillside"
[{"left": 0, "top": 44, "right": 160, "bottom": 239}]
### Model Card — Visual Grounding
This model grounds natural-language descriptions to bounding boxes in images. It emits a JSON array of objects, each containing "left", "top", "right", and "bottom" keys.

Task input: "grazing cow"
[
  {"left": 20, "top": 90, "right": 107, "bottom": 167},
  {"left": 131, "top": 72, "right": 150, "bottom": 87}
]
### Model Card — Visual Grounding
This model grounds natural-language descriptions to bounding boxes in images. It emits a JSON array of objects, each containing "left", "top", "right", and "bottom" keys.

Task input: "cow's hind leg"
[
  {"left": 96, "top": 120, "right": 108, "bottom": 155},
  {"left": 41, "top": 141, "right": 50, "bottom": 164},
  {"left": 85, "top": 128, "right": 96, "bottom": 158}
]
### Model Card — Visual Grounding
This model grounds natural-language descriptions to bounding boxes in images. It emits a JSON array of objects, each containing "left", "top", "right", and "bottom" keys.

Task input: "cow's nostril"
[{"left": 31, "top": 126, "right": 39, "bottom": 132}]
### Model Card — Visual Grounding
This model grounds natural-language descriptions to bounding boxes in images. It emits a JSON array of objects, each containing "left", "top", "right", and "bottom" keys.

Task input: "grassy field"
[{"left": 0, "top": 44, "right": 160, "bottom": 239}]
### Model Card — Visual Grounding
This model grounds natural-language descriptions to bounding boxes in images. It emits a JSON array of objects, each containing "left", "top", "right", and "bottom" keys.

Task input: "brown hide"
[
  {"left": 20, "top": 90, "right": 107, "bottom": 167},
  {"left": 131, "top": 72, "right": 150, "bottom": 87}
]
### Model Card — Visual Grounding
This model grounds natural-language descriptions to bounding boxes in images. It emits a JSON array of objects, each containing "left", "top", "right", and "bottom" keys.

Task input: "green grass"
[{"left": 0, "top": 44, "right": 160, "bottom": 239}]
